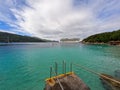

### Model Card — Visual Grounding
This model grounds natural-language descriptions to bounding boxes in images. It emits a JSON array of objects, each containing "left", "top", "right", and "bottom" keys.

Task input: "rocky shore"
[{"left": 82, "top": 41, "right": 120, "bottom": 46}]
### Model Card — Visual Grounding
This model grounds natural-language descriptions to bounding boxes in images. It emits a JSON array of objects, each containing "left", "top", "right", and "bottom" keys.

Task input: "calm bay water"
[{"left": 0, "top": 43, "right": 120, "bottom": 90}]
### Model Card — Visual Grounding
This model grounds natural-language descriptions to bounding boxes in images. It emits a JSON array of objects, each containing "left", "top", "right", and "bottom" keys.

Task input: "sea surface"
[{"left": 0, "top": 43, "right": 120, "bottom": 90}]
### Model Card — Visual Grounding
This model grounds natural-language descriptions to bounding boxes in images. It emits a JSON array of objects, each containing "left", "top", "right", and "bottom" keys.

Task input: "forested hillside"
[
  {"left": 0, "top": 32, "right": 47, "bottom": 43},
  {"left": 83, "top": 30, "right": 120, "bottom": 43}
]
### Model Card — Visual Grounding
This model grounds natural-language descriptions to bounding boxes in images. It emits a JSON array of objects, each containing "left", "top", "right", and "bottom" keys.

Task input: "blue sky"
[{"left": 0, "top": 0, "right": 120, "bottom": 40}]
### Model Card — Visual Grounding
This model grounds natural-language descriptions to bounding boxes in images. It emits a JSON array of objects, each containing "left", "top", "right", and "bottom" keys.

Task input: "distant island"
[
  {"left": 82, "top": 29, "right": 120, "bottom": 45},
  {"left": 0, "top": 31, "right": 51, "bottom": 43}
]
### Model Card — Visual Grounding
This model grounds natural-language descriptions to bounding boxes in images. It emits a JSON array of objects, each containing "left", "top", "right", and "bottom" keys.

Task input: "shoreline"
[{"left": 81, "top": 41, "right": 120, "bottom": 46}]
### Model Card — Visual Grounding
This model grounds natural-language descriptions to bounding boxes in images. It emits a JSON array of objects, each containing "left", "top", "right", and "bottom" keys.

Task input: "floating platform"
[{"left": 44, "top": 72, "right": 90, "bottom": 90}]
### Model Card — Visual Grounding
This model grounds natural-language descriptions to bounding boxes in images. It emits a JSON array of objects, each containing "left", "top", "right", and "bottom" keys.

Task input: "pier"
[{"left": 44, "top": 62, "right": 120, "bottom": 90}]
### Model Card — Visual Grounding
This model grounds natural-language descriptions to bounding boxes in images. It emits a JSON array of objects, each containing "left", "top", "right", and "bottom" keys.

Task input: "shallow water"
[{"left": 0, "top": 43, "right": 120, "bottom": 90}]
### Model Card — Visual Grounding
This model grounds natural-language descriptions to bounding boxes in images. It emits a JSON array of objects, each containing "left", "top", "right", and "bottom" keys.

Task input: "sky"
[{"left": 0, "top": 0, "right": 120, "bottom": 40}]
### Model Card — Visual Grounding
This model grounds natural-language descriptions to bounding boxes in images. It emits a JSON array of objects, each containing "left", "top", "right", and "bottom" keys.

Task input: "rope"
[
  {"left": 52, "top": 67, "right": 64, "bottom": 90},
  {"left": 100, "top": 74, "right": 120, "bottom": 85},
  {"left": 73, "top": 63, "right": 100, "bottom": 76},
  {"left": 73, "top": 63, "right": 120, "bottom": 85}
]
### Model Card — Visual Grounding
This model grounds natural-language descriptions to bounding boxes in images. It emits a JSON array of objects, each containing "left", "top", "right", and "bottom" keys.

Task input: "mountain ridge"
[{"left": 0, "top": 31, "right": 49, "bottom": 43}]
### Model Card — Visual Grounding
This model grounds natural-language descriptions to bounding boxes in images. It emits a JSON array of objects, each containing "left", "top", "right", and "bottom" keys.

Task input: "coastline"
[{"left": 81, "top": 41, "right": 120, "bottom": 46}]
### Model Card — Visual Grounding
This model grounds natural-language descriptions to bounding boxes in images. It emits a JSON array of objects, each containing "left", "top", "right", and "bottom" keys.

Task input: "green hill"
[
  {"left": 83, "top": 29, "right": 120, "bottom": 44},
  {"left": 0, "top": 31, "right": 48, "bottom": 43}
]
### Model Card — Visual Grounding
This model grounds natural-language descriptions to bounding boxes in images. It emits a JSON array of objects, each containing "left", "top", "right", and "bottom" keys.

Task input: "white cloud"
[
  {"left": 1, "top": 0, "right": 120, "bottom": 40},
  {"left": 13, "top": 0, "right": 94, "bottom": 40}
]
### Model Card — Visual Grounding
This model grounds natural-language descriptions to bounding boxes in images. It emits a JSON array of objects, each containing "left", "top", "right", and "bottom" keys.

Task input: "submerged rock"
[
  {"left": 115, "top": 70, "right": 120, "bottom": 79},
  {"left": 100, "top": 71, "right": 120, "bottom": 90}
]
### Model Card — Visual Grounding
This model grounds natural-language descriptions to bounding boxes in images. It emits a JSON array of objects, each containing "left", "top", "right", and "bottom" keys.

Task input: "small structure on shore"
[{"left": 109, "top": 41, "right": 120, "bottom": 45}]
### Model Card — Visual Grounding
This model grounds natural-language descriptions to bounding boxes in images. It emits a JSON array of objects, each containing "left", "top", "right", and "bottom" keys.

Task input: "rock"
[
  {"left": 115, "top": 70, "right": 120, "bottom": 79},
  {"left": 44, "top": 72, "right": 90, "bottom": 90},
  {"left": 100, "top": 73, "right": 120, "bottom": 90}
]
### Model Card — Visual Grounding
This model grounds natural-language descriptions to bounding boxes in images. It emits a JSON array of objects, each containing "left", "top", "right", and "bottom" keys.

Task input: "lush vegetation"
[
  {"left": 83, "top": 30, "right": 120, "bottom": 43},
  {"left": 0, "top": 32, "right": 48, "bottom": 43}
]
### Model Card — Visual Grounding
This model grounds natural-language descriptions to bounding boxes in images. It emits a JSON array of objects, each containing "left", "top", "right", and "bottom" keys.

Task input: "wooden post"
[
  {"left": 62, "top": 61, "right": 64, "bottom": 74},
  {"left": 64, "top": 61, "right": 66, "bottom": 74},
  {"left": 70, "top": 62, "right": 72, "bottom": 72},
  {"left": 55, "top": 62, "right": 58, "bottom": 76},
  {"left": 50, "top": 67, "right": 52, "bottom": 78}
]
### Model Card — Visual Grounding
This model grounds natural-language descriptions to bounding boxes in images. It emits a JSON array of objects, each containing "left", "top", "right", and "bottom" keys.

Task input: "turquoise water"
[{"left": 0, "top": 43, "right": 120, "bottom": 90}]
